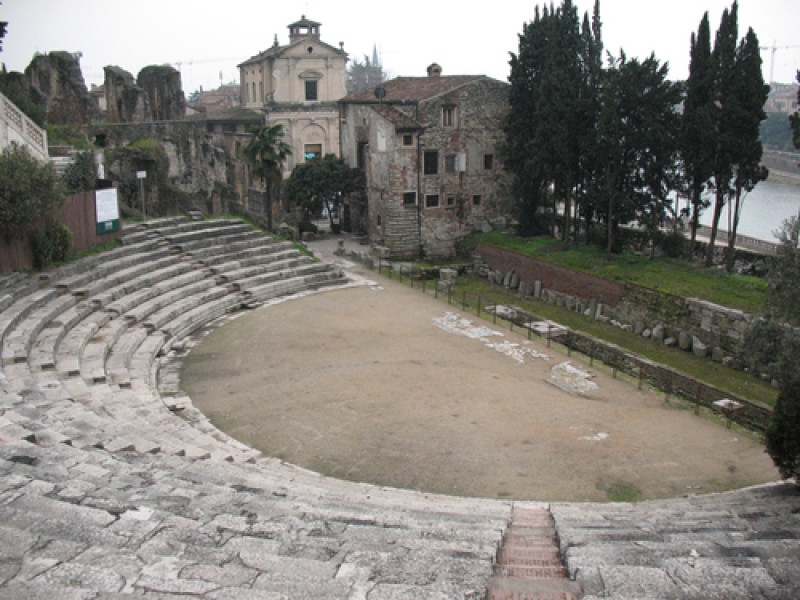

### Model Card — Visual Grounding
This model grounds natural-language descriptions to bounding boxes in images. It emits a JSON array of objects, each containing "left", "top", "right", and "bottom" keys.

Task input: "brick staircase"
[{"left": 488, "top": 506, "right": 582, "bottom": 600}]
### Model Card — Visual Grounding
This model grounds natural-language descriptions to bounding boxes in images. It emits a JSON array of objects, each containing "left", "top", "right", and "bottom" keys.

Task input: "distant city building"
[
  {"left": 765, "top": 83, "right": 799, "bottom": 114},
  {"left": 188, "top": 84, "right": 241, "bottom": 114},
  {"left": 238, "top": 16, "right": 348, "bottom": 173}
]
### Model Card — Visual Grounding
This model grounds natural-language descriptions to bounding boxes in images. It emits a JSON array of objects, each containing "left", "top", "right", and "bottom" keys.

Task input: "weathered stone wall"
[
  {"left": 103, "top": 65, "right": 186, "bottom": 123},
  {"left": 341, "top": 77, "right": 512, "bottom": 259},
  {"left": 339, "top": 103, "right": 421, "bottom": 258},
  {"left": 89, "top": 120, "right": 232, "bottom": 212},
  {"left": 104, "top": 65, "right": 148, "bottom": 123},
  {"left": 415, "top": 78, "right": 512, "bottom": 258},
  {"left": 24, "top": 51, "right": 96, "bottom": 125},
  {"left": 138, "top": 65, "right": 186, "bottom": 121},
  {"left": 477, "top": 244, "right": 758, "bottom": 363}
]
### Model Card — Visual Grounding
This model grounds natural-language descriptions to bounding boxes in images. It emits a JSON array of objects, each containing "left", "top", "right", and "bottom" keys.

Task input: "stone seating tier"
[{"left": 0, "top": 217, "right": 797, "bottom": 599}]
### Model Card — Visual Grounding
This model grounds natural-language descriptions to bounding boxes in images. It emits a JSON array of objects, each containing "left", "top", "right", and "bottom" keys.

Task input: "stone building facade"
[
  {"left": 238, "top": 16, "right": 347, "bottom": 173},
  {"left": 339, "top": 65, "right": 512, "bottom": 259}
]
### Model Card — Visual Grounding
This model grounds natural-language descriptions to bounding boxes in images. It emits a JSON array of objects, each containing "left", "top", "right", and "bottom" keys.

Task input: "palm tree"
[{"left": 242, "top": 123, "right": 292, "bottom": 231}]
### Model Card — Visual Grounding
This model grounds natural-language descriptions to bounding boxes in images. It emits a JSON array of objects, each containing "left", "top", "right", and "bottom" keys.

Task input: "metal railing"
[{"left": 350, "top": 254, "right": 773, "bottom": 433}]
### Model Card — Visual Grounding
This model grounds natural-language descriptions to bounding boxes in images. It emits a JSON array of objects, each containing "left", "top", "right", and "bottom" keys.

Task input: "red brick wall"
[{"left": 477, "top": 243, "right": 626, "bottom": 306}]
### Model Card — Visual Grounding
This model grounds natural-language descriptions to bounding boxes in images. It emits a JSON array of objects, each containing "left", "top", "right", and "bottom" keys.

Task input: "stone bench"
[
  {"left": 167, "top": 229, "right": 265, "bottom": 254},
  {"left": 1, "top": 294, "right": 78, "bottom": 366},
  {"left": 105, "top": 269, "right": 209, "bottom": 317},
  {"left": 80, "top": 318, "right": 131, "bottom": 384},
  {"left": 204, "top": 246, "right": 299, "bottom": 273},
  {"left": 105, "top": 327, "right": 149, "bottom": 387},
  {"left": 158, "top": 294, "right": 245, "bottom": 348},
  {"left": 87, "top": 256, "right": 191, "bottom": 309},
  {"left": 28, "top": 301, "right": 96, "bottom": 371},
  {"left": 178, "top": 236, "right": 282, "bottom": 264},
  {"left": 52, "top": 242, "right": 169, "bottom": 294},
  {"left": 244, "top": 268, "right": 346, "bottom": 305},
  {"left": 120, "top": 277, "right": 216, "bottom": 325},
  {"left": 162, "top": 222, "right": 255, "bottom": 245},
  {"left": 211, "top": 254, "right": 311, "bottom": 286},
  {"left": 141, "top": 286, "right": 232, "bottom": 333},
  {"left": 0, "top": 287, "right": 60, "bottom": 348}
]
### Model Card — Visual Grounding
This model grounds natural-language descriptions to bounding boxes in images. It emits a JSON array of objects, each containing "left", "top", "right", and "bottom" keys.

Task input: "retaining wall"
[{"left": 476, "top": 244, "right": 756, "bottom": 361}]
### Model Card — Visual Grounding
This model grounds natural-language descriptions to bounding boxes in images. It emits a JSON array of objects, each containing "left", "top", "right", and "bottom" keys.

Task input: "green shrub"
[
  {"left": 740, "top": 319, "right": 800, "bottom": 384},
  {"left": 658, "top": 229, "right": 686, "bottom": 258},
  {"left": 62, "top": 151, "right": 97, "bottom": 193},
  {"left": 766, "top": 384, "right": 800, "bottom": 481},
  {"left": 30, "top": 222, "right": 73, "bottom": 269},
  {"left": 299, "top": 220, "right": 318, "bottom": 234}
]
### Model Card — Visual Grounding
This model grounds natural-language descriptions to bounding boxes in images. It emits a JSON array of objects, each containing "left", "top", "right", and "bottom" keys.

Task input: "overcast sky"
[{"left": 2, "top": 0, "right": 799, "bottom": 96}]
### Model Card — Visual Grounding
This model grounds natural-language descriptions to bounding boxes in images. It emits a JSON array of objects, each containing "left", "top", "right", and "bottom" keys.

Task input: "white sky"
[{"left": 2, "top": 0, "right": 799, "bottom": 96}]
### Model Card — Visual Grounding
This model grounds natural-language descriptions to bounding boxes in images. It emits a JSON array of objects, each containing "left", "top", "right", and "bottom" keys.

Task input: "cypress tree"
[
  {"left": 705, "top": 2, "right": 739, "bottom": 267},
  {"left": 724, "top": 27, "right": 769, "bottom": 271},
  {"left": 503, "top": 1, "right": 600, "bottom": 242},
  {"left": 681, "top": 13, "right": 715, "bottom": 261}
]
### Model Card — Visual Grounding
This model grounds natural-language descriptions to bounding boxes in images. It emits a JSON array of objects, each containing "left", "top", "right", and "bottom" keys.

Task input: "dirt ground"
[{"left": 181, "top": 276, "right": 779, "bottom": 503}]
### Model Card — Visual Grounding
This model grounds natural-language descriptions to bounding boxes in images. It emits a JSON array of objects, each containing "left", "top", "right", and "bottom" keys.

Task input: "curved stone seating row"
[
  {"left": 1, "top": 217, "right": 797, "bottom": 598},
  {"left": 552, "top": 483, "right": 800, "bottom": 599},
  {"left": 0, "top": 218, "right": 513, "bottom": 597}
]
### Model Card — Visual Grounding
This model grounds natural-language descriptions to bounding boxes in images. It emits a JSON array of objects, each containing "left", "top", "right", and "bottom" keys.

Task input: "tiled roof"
[
  {"left": 372, "top": 104, "right": 422, "bottom": 130},
  {"left": 340, "top": 75, "right": 486, "bottom": 104},
  {"left": 238, "top": 38, "right": 346, "bottom": 68}
]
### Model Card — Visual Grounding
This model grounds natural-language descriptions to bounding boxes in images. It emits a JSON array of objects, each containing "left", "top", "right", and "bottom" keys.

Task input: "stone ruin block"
[{"left": 439, "top": 268, "right": 457, "bottom": 283}]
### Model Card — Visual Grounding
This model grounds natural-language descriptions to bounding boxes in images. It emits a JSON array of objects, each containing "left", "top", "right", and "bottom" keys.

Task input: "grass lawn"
[{"left": 476, "top": 232, "right": 768, "bottom": 314}]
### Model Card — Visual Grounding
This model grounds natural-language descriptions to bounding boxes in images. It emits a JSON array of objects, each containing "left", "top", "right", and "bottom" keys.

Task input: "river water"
[{"left": 696, "top": 178, "right": 800, "bottom": 242}]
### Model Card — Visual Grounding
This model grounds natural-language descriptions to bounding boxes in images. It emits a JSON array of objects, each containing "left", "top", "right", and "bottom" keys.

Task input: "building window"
[
  {"left": 445, "top": 154, "right": 456, "bottom": 173},
  {"left": 377, "top": 215, "right": 381, "bottom": 226},
  {"left": 304, "top": 144, "right": 322, "bottom": 160},
  {"left": 357, "top": 142, "right": 368, "bottom": 170},
  {"left": 305, "top": 80, "right": 318, "bottom": 101},
  {"left": 446, "top": 195, "right": 456, "bottom": 207},
  {"left": 423, "top": 151, "right": 438, "bottom": 175},
  {"left": 442, "top": 106, "right": 455, "bottom": 127},
  {"left": 425, "top": 194, "right": 440, "bottom": 208},
  {"left": 402, "top": 134, "right": 414, "bottom": 146},
  {"left": 402, "top": 192, "right": 417, "bottom": 205},
  {"left": 484, "top": 154, "right": 494, "bottom": 170},
  {"left": 473, "top": 195, "right": 482, "bottom": 206},
  {"left": 251, "top": 82, "right": 256, "bottom": 103},
  {"left": 259, "top": 81, "right": 264, "bottom": 102}
]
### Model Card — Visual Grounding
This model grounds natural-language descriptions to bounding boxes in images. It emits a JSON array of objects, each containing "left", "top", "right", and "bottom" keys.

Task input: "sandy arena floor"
[{"left": 181, "top": 276, "right": 778, "bottom": 502}]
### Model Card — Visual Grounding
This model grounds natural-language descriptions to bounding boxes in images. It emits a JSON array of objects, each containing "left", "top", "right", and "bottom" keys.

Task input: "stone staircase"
[
  {"left": 488, "top": 506, "right": 582, "bottom": 600},
  {"left": 0, "top": 216, "right": 798, "bottom": 598}
]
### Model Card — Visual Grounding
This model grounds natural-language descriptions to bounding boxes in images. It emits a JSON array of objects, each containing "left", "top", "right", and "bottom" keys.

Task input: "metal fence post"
[{"left": 695, "top": 382, "right": 701, "bottom": 415}]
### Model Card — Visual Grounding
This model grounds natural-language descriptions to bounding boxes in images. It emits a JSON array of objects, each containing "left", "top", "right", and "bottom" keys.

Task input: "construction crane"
[
  {"left": 170, "top": 57, "right": 243, "bottom": 73},
  {"left": 759, "top": 42, "right": 800, "bottom": 84}
]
